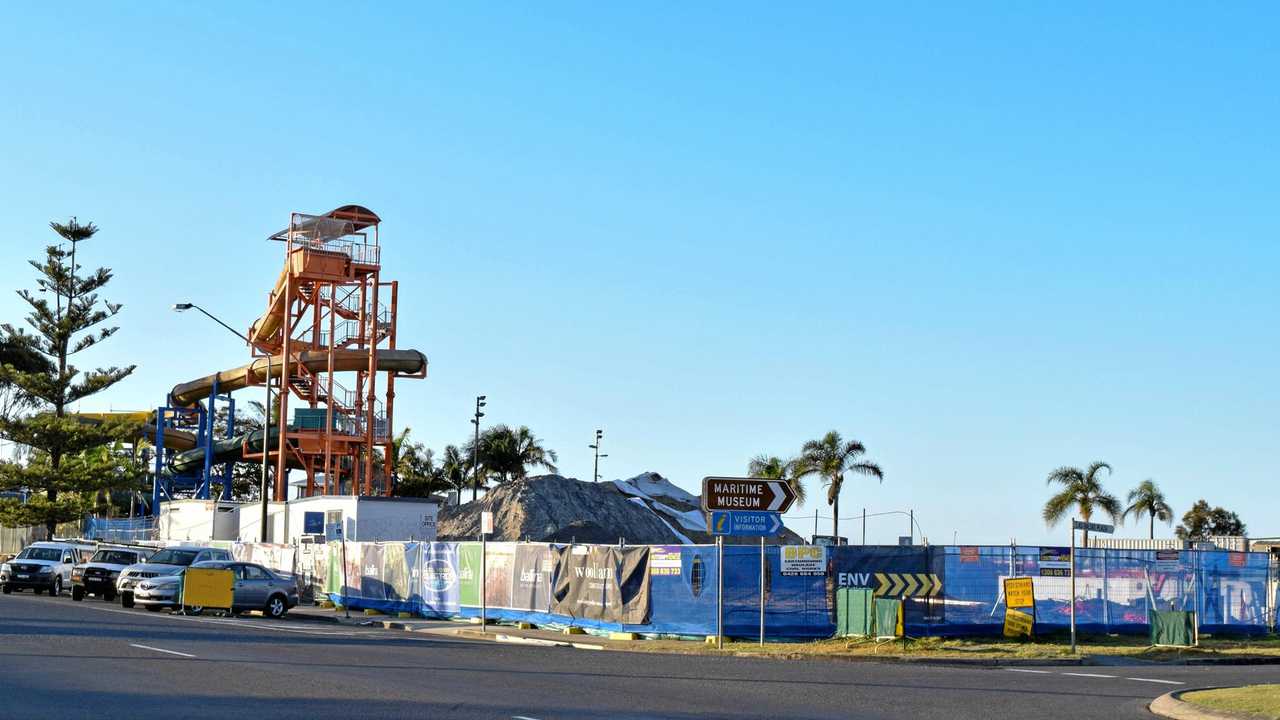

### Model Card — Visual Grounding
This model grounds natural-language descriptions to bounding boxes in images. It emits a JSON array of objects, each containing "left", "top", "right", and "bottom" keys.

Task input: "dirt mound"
[{"left": 438, "top": 473, "right": 804, "bottom": 545}]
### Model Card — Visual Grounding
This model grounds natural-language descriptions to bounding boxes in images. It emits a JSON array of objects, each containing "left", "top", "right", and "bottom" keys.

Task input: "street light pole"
[
  {"left": 173, "top": 302, "right": 273, "bottom": 541},
  {"left": 470, "top": 396, "right": 486, "bottom": 502},
  {"left": 589, "top": 429, "right": 606, "bottom": 482}
]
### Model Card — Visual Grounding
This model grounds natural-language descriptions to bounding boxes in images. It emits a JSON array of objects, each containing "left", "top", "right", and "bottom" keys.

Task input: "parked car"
[
  {"left": 0, "top": 541, "right": 94, "bottom": 596},
  {"left": 117, "top": 546, "right": 231, "bottom": 608},
  {"left": 71, "top": 547, "right": 151, "bottom": 602},
  {"left": 132, "top": 561, "right": 298, "bottom": 618}
]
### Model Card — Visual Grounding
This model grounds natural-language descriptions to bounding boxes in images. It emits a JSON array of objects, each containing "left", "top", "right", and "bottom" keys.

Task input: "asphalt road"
[{"left": 1, "top": 592, "right": 1275, "bottom": 719}]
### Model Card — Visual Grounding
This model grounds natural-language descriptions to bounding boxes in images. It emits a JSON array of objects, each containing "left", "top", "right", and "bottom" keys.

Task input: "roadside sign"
[
  {"left": 811, "top": 534, "right": 846, "bottom": 547},
  {"left": 780, "top": 545, "right": 827, "bottom": 576},
  {"left": 1072, "top": 520, "right": 1114, "bottom": 534},
  {"left": 708, "top": 510, "right": 783, "bottom": 537},
  {"left": 1155, "top": 549, "right": 1181, "bottom": 572},
  {"left": 1003, "top": 608, "right": 1034, "bottom": 638},
  {"left": 701, "top": 477, "right": 797, "bottom": 513},
  {"left": 960, "top": 546, "right": 980, "bottom": 563},
  {"left": 480, "top": 511, "right": 494, "bottom": 535},
  {"left": 182, "top": 567, "right": 234, "bottom": 610},
  {"left": 1004, "top": 576, "right": 1035, "bottom": 609},
  {"left": 1038, "top": 547, "right": 1071, "bottom": 577}
]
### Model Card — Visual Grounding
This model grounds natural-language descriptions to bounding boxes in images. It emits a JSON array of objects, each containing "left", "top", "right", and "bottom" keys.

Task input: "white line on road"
[
  {"left": 512, "top": 716, "right": 542, "bottom": 720},
  {"left": 1061, "top": 672, "right": 1116, "bottom": 678},
  {"left": 129, "top": 643, "right": 195, "bottom": 658},
  {"left": 1003, "top": 669, "right": 1053, "bottom": 674},
  {"left": 1126, "top": 678, "right": 1184, "bottom": 685}
]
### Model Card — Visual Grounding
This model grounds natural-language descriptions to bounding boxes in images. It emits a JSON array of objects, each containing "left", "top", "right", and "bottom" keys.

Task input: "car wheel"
[
  {"left": 103, "top": 590, "right": 116, "bottom": 602},
  {"left": 72, "top": 585, "right": 85, "bottom": 601},
  {"left": 33, "top": 587, "right": 42, "bottom": 595},
  {"left": 120, "top": 592, "right": 135, "bottom": 608},
  {"left": 186, "top": 606, "right": 204, "bottom": 616},
  {"left": 51, "top": 576, "right": 62, "bottom": 596},
  {"left": 1, "top": 584, "right": 10, "bottom": 595},
  {"left": 145, "top": 605, "right": 162, "bottom": 612},
  {"left": 265, "top": 594, "right": 287, "bottom": 619}
]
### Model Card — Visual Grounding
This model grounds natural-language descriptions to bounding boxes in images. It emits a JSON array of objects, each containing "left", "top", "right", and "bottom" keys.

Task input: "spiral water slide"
[{"left": 162, "top": 349, "right": 427, "bottom": 474}]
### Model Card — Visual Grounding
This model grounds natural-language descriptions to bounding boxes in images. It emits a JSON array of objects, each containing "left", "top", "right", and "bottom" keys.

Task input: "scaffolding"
[{"left": 242, "top": 205, "right": 425, "bottom": 500}]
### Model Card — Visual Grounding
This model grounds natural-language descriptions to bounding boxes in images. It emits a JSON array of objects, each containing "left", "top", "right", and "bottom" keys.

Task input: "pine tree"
[{"left": 0, "top": 219, "right": 138, "bottom": 535}]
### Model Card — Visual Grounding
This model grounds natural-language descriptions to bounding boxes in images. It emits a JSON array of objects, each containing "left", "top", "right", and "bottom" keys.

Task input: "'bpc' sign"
[{"left": 780, "top": 545, "right": 827, "bottom": 576}]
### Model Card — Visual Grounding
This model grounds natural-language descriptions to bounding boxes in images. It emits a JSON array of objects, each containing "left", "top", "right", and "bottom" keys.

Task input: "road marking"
[
  {"left": 512, "top": 716, "right": 542, "bottom": 720},
  {"left": 129, "top": 643, "right": 195, "bottom": 658},
  {"left": 1126, "top": 678, "right": 1184, "bottom": 685},
  {"left": 1004, "top": 669, "right": 1052, "bottom": 674},
  {"left": 1061, "top": 672, "right": 1116, "bottom": 678}
]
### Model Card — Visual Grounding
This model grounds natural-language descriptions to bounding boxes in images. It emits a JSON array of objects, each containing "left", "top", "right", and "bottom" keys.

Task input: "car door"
[
  {"left": 59, "top": 550, "right": 77, "bottom": 583},
  {"left": 237, "top": 564, "right": 271, "bottom": 607}
]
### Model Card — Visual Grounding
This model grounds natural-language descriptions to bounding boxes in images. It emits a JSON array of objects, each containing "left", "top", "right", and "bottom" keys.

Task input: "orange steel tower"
[{"left": 243, "top": 205, "right": 426, "bottom": 500}]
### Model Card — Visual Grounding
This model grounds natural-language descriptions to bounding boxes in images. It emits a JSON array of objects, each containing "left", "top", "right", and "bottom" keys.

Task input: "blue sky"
[{"left": 0, "top": 3, "right": 1275, "bottom": 544}]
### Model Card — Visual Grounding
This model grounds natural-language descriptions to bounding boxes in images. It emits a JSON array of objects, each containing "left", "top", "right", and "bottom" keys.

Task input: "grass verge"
[
  {"left": 624, "top": 633, "right": 1280, "bottom": 662},
  {"left": 1181, "top": 685, "right": 1280, "bottom": 718}
]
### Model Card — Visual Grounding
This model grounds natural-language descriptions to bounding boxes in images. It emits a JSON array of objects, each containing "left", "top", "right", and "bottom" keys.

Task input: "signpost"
[
  {"left": 702, "top": 476, "right": 795, "bottom": 650},
  {"left": 1069, "top": 518, "right": 1114, "bottom": 652},
  {"left": 480, "top": 511, "right": 493, "bottom": 635}
]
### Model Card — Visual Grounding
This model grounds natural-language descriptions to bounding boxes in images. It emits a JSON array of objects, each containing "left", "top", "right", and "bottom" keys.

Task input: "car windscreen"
[
  {"left": 16, "top": 548, "right": 62, "bottom": 561},
  {"left": 145, "top": 549, "right": 199, "bottom": 566},
  {"left": 90, "top": 550, "right": 138, "bottom": 565}
]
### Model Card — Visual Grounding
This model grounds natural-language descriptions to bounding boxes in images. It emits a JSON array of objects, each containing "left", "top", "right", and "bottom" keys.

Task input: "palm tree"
[
  {"left": 439, "top": 444, "right": 468, "bottom": 499},
  {"left": 1042, "top": 462, "right": 1122, "bottom": 545},
  {"left": 746, "top": 454, "right": 806, "bottom": 507},
  {"left": 465, "top": 425, "right": 559, "bottom": 488},
  {"left": 793, "top": 431, "right": 882, "bottom": 541},
  {"left": 510, "top": 425, "right": 558, "bottom": 479},
  {"left": 1124, "top": 479, "right": 1173, "bottom": 539}
]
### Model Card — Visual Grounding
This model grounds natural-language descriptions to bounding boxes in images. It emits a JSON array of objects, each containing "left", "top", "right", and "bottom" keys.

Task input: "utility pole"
[
  {"left": 589, "top": 429, "right": 607, "bottom": 482},
  {"left": 470, "top": 396, "right": 486, "bottom": 502}
]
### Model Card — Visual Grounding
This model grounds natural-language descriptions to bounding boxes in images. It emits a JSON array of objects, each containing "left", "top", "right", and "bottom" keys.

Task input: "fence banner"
[
  {"left": 458, "top": 543, "right": 482, "bottom": 607},
  {"left": 512, "top": 544, "right": 554, "bottom": 612},
  {"left": 830, "top": 546, "right": 945, "bottom": 627},
  {"left": 484, "top": 543, "right": 515, "bottom": 609},
  {"left": 551, "top": 545, "right": 651, "bottom": 624},
  {"left": 360, "top": 543, "right": 385, "bottom": 600},
  {"left": 422, "top": 542, "right": 461, "bottom": 616}
]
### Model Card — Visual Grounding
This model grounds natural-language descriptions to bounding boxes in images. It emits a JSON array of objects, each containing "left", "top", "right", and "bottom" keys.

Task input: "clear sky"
[{"left": 0, "top": 3, "right": 1275, "bottom": 545}]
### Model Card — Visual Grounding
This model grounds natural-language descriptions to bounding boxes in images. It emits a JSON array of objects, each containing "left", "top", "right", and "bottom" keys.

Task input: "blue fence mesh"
[
  {"left": 261, "top": 540, "right": 1273, "bottom": 639},
  {"left": 83, "top": 516, "right": 156, "bottom": 543}
]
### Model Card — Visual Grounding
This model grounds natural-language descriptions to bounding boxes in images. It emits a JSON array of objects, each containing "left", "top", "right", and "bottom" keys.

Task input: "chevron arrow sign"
[{"left": 873, "top": 572, "right": 942, "bottom": 597}]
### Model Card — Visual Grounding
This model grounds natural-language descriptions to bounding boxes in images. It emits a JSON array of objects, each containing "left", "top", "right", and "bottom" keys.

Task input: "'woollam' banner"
[{"left": 552, "top": 545, "right": 651, "bottom": 624}]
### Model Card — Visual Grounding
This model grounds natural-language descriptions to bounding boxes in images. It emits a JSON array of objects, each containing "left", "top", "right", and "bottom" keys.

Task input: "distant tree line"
[
  {"left": 389, "top": 424, "right": 558, "bottom": 502},
  {"left": 1042, "top": 462, "right": 1245, "bottom": 543}
]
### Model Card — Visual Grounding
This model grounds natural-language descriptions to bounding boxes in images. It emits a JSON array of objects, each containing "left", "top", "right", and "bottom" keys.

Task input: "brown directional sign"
[{"left": 701, "top": 476, "right": 797, "bottom": 513}]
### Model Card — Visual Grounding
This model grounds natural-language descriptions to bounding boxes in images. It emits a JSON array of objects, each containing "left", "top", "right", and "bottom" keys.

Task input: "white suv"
[{"left": 1, "top": 541, "right": 94, "bottom": 596}]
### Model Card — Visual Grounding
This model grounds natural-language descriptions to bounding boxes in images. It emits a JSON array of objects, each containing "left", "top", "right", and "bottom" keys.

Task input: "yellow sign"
[
  {"left": 182, "top": 568, "right": 234, "bottom": 609},
  {"left": 1003, "top": 608, "right": 1034, "bottom": 638},
  {"left": 873, "top": 573, "right": 942, "bottom": 597},
  {"left": 1004, "top": 576, "right": 1035, "bottom": 609}
]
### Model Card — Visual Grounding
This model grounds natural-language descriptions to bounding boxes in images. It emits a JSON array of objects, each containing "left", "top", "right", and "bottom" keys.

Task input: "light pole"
[
  {"left": 589, "top": 429, "right": 608, "bottom": 482},
  {"left": 173, "top": 302, "right": 272, "bottom": 542},
  {"left": 470, "top": 395, "right": 486, "bottom": 502}
]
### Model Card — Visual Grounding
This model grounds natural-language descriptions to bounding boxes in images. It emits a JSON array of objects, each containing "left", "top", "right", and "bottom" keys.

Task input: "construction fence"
[{"left": 226, "top": 541, "right": 1275, "bottom": 639}]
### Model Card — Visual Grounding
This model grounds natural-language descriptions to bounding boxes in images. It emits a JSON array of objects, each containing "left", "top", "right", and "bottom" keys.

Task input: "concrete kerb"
[{"left": 1149, "top": 688, "right": 1268, "bottom": 720}]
